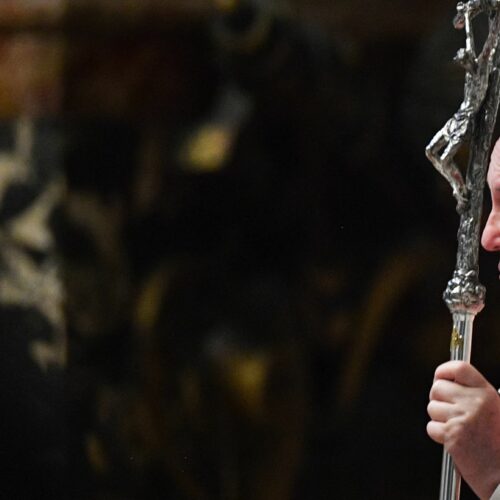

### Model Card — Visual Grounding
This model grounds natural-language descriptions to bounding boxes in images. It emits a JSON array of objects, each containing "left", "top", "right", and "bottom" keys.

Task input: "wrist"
[
  {"left": 478, "top": 470, "right": 500, "bottom": 500},
  {"left": 489, "top": 482, "right": 500, "bottom": 500},
  {"left": 466, "top": 459, "right": 500, "bottom": 499}
]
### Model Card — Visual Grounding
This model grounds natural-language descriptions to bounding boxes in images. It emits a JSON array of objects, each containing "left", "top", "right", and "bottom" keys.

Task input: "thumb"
[{"left": 434, "top": 361, "right": 488, "bottom": 388}]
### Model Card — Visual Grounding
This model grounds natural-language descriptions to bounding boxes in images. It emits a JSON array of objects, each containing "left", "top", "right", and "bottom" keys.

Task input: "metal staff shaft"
[
  {"left": 439, "top": 313, "right": 475, "bottom": 500},
  {"left": 438, "top": 18, "right": 500, "bottom": 497}
]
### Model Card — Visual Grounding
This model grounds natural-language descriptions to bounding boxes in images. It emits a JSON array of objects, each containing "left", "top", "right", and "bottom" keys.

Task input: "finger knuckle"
[
  {"left": 427, "top": 401, "right": 434, "bottom": 417},
  {"left": 430, "top": 380, "right": 445, "bottom": 400},
  {"left": 445, "top": 420, "right": 467, "bottom": 450},
  {"left": 473, "top": 394, "right": 486, "bottom": 411},
  {"left": 426, "top": 421, "right": 443, "bottom": 444}
]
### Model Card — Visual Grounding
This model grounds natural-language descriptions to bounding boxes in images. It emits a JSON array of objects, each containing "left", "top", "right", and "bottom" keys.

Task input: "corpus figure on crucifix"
[{"left": 426, "top": 0, "right": 500, "bottom": 212}]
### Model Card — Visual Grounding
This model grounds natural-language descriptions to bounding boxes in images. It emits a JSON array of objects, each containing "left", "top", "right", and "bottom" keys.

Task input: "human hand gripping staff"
[
  {"left": 429, "top": 140, "right": 500, "bottom": 499},
  {"left": 425, "top": 1, "right": 500, "bottom": 499},
  {"left": 429, "top": 141, "right": 500, "bottom": 499}
]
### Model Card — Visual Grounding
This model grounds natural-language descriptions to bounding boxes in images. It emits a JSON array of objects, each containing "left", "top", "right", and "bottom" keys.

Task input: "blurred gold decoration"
[
  {"left": 135, "top": 267, "right": 170, "bottom": 333},
  {"left": 337, "top": 244, "right": 440, "bottom": 409},
  {"left": 217, "top": 351, "right": 271, "bottom": 419},
  {"left": 180, "top": 84, "right": 252, "bottom": 172},
  {"left": 86, "top": 433, "right": 109, "bottom": 476},
  {"left": 180, "top": 124, "right": 234, "bottom": 173}
]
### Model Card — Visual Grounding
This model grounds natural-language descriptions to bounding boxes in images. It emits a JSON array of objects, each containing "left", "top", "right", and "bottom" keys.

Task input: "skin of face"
[{"left": 482, "top": 139, "right": 500, "bottom": 258}]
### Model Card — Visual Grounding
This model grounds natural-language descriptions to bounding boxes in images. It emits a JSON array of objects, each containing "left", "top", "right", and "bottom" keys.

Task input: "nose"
[{"left": 481, "top": 210, "right": 500, "bottom": 252}]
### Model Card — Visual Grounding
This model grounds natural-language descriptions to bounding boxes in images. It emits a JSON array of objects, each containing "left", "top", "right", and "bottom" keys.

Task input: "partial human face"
[{"left": 481, "top": 139, "right": 500, "bottom": 267}]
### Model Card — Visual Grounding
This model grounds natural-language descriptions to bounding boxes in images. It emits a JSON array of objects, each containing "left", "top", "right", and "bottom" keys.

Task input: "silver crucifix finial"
[{"left": 426, "top": 0, "right": 500, "bottom": 213}]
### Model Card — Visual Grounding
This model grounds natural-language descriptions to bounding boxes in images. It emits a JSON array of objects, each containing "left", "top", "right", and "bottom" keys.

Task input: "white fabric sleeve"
[{"left": 491, "top": 484, "right": 500, "bottom": 500}]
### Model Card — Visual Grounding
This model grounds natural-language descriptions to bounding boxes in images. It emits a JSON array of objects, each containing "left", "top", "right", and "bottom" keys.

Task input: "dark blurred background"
[{"left": 1, "top": 0, "right": 500, "bottom": 498}]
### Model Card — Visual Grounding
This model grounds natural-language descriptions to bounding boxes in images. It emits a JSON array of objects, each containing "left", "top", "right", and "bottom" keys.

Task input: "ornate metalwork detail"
[
  {"left": 426, "top": 0, "right": 500, "bottom": 213},
  {"left": 450, "top": 327, "right": 464, "bottom": 349},
  {"left": 443, "top": 268, "right": 486, "bottom": 313}
]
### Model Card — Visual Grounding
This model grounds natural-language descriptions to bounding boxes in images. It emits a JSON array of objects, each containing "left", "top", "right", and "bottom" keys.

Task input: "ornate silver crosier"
[{"left": 425, "top": 1, "right": 500, "bottom": 499}]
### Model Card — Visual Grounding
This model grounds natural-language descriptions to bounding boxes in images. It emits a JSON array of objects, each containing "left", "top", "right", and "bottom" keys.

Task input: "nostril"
[{"left": 482, "top": 235, "right": 500, "bottom": 252}]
